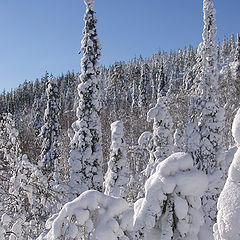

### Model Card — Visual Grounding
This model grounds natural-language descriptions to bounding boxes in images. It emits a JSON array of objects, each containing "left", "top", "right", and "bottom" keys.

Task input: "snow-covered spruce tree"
[
  {"left": 213, "top": 108, "right": 240, "bottom": 240},
  {"left": 184, "top": 0, "right": 225, "bottom": 229},
  {"left": 28, "top": 162, "right": 68, "bottom": 239},
  {"left": 104, "top": 121, "right": 129, "bottom": 199},
  {"left": 133, "top": 152, "right": 208, "bottom": 240},
  {"left": 131, "top": 66, "right": 140, "bottom": 112},
  {"left": 0, "top": 155, "right": 34, "bottom": 240},
  {"left": 69, "top": 0, "right": 103, "bottom": 200},
  {"left": 39, "top": 76, "right": 61, "bottom": 181},
  {"left": 150, "top": 62, "right": 158, "bottom": 107},
  {"left": 136, "top": 97, "right": 174, "bottom": 199},
  {"left": 37, "top": 190, "right": 133, "bottom": 240},
  {"left": 144, "top": 96, "right": 174, "bottom": 174},
  {"left": 35, "top": 76, "right": 66, "bottom": 238},
  {"left": 31, "top": 97, "right": 43, "bottom": 136},
  {"left": 126, "top": 133, "right": 150, "bottom": 203},
  {"left": 0, "top": 114, "right": 27, "bottom": 240},
  {"left": 138, "top": 63, "right": 151, "bottom": 113},
  {"left": 157, "top": 64, "right": 167, "bottom": 98},
  {"left": 0, "top": 113, "right": 21, "bottom": 200}
]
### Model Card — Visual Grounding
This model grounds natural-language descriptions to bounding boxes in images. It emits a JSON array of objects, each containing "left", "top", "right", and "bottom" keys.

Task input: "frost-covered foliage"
[
  {"left": 0, "top": 155, "right": 36, "bottom": 240},
  {"left": 174, "top": 128, "right": 184, "bottom": 152},
  {"left": 147, "top": 96, "right": 174, "bottom": 162},
  {"left": 133, "top": 152, "right": 208, "bottom": 240},
  {"left": 104, "top": 121, "right": 129, "bottom": 198},
  {"left": 127, "top": 144, "right": 149, "bottom": 203},
  {"left": 39, "top": 76, "right": 61, "bottom": 179},
  {"left": 0, "top": 115, "right": 37, "bottom": 240},
  {"left": 69, "top": 0, "right": 103, "bottom": 200},
  {"left": 0, "top": 113, "right": 22, "bottom": 219},
  {"left": 213, "top": 108, "right": 240, "bottom": 240},
  {"left": 184, "top": 0, "right": 225, "bottom": 229},
  {"left": 37, "top": 190, "right": 133, "bottom": 240},
  {"left": 131, "top": 66, "right": 140, "bottom": 112},
  {"left": 31, "top": 98, "right": 43, "bottom": 136},
  {"left": 234, "top": 33, "right": 240, "bottom": 79},
  {"left": 28, "top": 162, "right": 67, "bottom": 238},
  {"left": 141, "top": 96, "right": 174, "bottom": 181},
  {"left": 138, "top": 63, "right": 151, "bottom": 113},
  {"left": 0, "top": 113, "right": 21, "bottom": 193}
]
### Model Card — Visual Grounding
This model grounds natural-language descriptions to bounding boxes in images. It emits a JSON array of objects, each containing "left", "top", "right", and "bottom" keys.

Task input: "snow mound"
[
  {"left": 213, "top": 109, "right": 240, "bottom": 239},
  {"left": 214, "top": 147, "right": 240, "bottom": 240},
  {"left": 37, "top": 190, "right": 133, "bottom": 240}
]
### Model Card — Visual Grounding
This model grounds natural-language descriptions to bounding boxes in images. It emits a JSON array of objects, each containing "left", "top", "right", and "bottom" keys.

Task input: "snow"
[
  {"left": 156, "top": 152, "right": 193, "bottom": 177},
  {"left": 68, "top": 0, "right": 103, "bottom": 200},
  {"left": 37, "top": 190, "right": 132, "bottom": 240},
  {"left": 138, "top": 131, "right": 152, "bottom": 148},
  {"left": 213, "top": 108, "right": 240, "bottom": 240},
  {"left": 213, "top": 150, "right": 240, "bottom": 239},
  {"left": 133, "top": 152, "right": 208, "bottom": 239},
  {"left": 104, "top": 121, "right": 129, "bottom": 198},
  {"left": 232, "top": 108, "right": 240, "bottom": 145}
]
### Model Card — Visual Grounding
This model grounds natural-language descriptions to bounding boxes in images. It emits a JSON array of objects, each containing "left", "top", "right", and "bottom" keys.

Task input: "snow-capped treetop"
[
  {"left": 80, "top": 0, "right": 101, "bottom": 81},
  {"left": 84, "top": 0, "right": 94, "bottom": 10},
  {"left": 111, "top": 120, "right": 124, "bottom": 146},
  {"left": 146, "top": 96, "right": 174, "bottom": 163},
  {"left": 48, "top": 76, "right": 58, "bottom": 85},
  {"left": 196, "top": 0, "right": 218, "bottom": 100},
  {"left": 138, "top": 131, "right": 152, "bottom": 150},
  {"left": 202, "top": 0, "right": 217, "bottom": 49},
  {"left": 232, "top": 108, "right": 240, "bottom": 146},
  {"left": 147, "top": 96, "right": 168, "bottom": 122},
  {"left": 104, "top": 120, "right": 129, "bottom": 198}
]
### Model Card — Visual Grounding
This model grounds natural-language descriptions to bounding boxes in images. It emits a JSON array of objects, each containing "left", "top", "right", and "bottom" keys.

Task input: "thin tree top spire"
[
  {"left": 202, "top": 0, "right": 217, "bottom": 69},
  {"left": 84, "top": 0, "right": 94, "bottom": 10},
  {"left": 80, "top": 0, "right": 101, "bottom": 82},
  {"left": 197, "top": 0, "right": 218, "bottom": 100}
]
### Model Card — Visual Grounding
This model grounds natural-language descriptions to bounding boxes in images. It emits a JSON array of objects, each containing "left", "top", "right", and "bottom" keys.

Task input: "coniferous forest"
[{"left": 1, "top": 0, "right": 240, "bottom": 239}]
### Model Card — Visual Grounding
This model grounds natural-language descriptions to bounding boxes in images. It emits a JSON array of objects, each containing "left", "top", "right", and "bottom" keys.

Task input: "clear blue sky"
[{"left": 0, "top": 0, "right": 239, "bottom": 92}]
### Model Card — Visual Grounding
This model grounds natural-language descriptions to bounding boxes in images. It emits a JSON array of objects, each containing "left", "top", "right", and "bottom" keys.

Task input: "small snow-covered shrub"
[
  {"left": 133, "top": 152, "right": 208, "bottom": 240},
  {"left": 37, "top": 190, "right": 133, "bottom": 240}
]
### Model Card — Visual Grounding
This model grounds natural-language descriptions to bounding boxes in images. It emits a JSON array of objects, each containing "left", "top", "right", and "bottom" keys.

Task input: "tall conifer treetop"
[
  {"left": 198, "top": 0, "right": 218, "bottom": 100},
  {"left": 40, "top": 76, "right": 60, "bottom": 178},
  {"left": 84, "top": 0, "right": 94, "bottom": 10},
  {"left": 202, "top": 0, "right": 217, "bottom": 63}
]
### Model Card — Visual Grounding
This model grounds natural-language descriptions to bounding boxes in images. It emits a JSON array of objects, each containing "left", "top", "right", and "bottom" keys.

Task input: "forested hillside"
[
  {"left": 0, "top": 0, "right": 240, "bottom": 239},
  {"left": 1, "top": 33, "right": 239, "bottom": 164}
]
